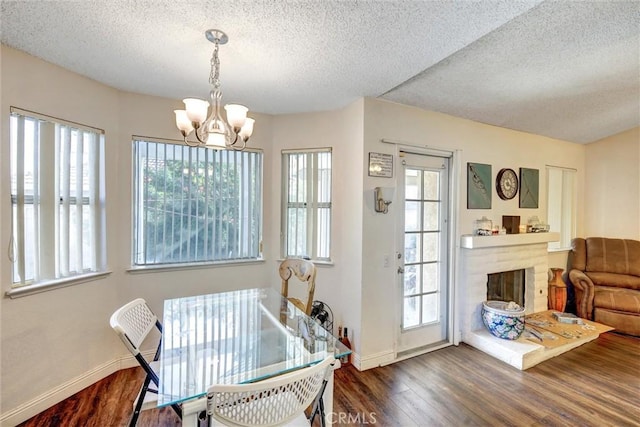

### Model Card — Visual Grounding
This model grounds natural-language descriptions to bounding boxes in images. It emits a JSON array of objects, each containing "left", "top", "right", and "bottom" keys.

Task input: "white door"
[{"left": 396, "top": 151, "right": 450, "bottom": 355}]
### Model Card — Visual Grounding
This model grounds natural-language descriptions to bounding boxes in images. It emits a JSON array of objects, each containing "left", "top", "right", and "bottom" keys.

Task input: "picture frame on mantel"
[
  {"left": 519, "top": 167, "right": 539, "bottom": 208},
  {"left": 467, "top": 162, "right": 492, "bottom": 209}
]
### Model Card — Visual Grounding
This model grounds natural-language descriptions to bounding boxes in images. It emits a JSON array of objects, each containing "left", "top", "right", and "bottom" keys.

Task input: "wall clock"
[{"left": 496, "top": 168, "right": 518, "bottom": 200}]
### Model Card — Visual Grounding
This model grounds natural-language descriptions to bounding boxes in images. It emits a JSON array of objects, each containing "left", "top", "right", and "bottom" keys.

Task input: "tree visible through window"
[
  {"left": 281, "top": 149, "right": 332, "bottom": 261},
  {"left": 9, "top": 108, "right": 106, "bottom": 287},
  {"left": 133, "top": 139, "right": 262, "bottom": 266}
]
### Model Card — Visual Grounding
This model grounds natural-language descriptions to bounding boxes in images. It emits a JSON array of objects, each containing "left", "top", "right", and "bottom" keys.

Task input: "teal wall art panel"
[
  {"left": 519, "top": 167, "right": 539, "bottom": 208},
  {"left": 467, "top": 162, "right": 492, "bottom": 209}
]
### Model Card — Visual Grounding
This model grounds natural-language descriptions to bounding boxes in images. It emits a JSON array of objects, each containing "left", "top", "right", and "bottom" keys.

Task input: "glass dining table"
[{"left": 158, "top": 287, "right": 351, "bottom": 426}]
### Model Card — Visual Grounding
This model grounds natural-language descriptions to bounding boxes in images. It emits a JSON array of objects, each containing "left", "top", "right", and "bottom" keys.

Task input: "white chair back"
[
  {"left": 207, "top": 356, "right": 336, "bottom": 427},
  {"left": 110, "top": 298, "right": 158, "bottom": 356}
]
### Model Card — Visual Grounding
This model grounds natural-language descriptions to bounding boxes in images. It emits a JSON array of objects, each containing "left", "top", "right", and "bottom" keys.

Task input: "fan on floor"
[{"left": 310, "top": 300, "right": 333, "bottom": 334}]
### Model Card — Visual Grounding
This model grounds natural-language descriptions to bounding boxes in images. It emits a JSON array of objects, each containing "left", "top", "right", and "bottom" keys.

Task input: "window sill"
[
  {"left": 127, "top": 258, "right": 266, "bottom": 274},
  {"left": 276, "top": 259, "right": 334, "bottom": 266},
  {"left": 548, "top": 247, "right": 571, "bottom": 253},
  {"left": 5, "top": 271, "right": 112, "bottom": 299}
]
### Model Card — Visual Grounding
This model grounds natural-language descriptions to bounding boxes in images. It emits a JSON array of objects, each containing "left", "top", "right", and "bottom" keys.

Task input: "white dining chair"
[
  {"left": 110, "top": 298, "right": 182, "bottom": 426},
  {"left": 206, "top": 356, "right": 336, "bottom": 426}
]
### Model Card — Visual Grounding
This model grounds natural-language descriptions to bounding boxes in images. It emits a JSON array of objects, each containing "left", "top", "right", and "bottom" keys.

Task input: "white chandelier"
[{"left": 174, "top": 29, "right": 254, "bottom": 150}]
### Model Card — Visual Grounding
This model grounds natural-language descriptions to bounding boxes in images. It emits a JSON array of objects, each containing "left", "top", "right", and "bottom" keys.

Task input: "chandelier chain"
[{"left": 209, "top": 42, "right": 221, "bottom": 89}]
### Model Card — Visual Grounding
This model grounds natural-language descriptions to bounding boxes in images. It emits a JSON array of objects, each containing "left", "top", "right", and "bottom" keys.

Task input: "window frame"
[
  {"left": 131, "top": 137, "right": 264, "bottom": 269},
  {"left": 546, "top": 165, "right": 577, "bottom": 251},
  {"left": 281, "top": 148, "right": 332, "bottom": 262},
  {"left": 7, "top": 107, "right": 108, "bottom": 298}
]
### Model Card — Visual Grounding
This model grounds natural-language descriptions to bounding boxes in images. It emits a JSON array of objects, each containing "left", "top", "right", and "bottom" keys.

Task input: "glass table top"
[{"left": 158, "top": 287, "right": 351, "bottom": 406}]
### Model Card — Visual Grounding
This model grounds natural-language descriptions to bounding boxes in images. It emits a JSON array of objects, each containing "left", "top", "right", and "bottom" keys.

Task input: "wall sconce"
[{"left": 374, "top": 187, "right": 394, "bottom": 214}]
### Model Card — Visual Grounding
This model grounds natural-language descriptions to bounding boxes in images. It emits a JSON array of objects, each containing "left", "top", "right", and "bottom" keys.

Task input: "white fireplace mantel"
[{"left": 460, "top": 232, "right": 559, "bottom": 249}]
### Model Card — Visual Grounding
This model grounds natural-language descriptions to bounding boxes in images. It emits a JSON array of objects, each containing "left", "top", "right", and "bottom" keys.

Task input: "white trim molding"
[
  {"left": 0, "top": 350, "right": 153, "bottom": 426},
  {"left": 354, "top": 349, "right": 395, "bottom": 371}
]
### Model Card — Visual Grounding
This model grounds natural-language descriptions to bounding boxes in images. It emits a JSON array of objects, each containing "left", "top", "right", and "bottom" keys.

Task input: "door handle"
[{"left": 397, "top": 266, "right": 404, "bottom": 274}]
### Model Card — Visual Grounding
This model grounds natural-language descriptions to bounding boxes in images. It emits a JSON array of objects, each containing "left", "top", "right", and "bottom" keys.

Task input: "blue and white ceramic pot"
[{"left": 481, "top": 300, "right": 525, "bottom": 340}]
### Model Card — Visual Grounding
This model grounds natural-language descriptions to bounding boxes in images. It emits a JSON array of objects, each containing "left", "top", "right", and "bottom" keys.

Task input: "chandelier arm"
[
  {"left": 183, "top": 136, "right": 202, "bottom": 147},
  {"left": 229, "top": 136, "right": 247, "bottom": 151},
  {"left": 193, "top": 127, "right": 209, "bottom": 144}
]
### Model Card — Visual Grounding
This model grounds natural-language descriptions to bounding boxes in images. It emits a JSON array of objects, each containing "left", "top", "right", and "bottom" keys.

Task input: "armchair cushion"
[
  {"left": 594, "top": 287, "right": 640, "bottom": 314},
  {"left": 586, "top": 272, "right": 640, "bottom": 290},
  {"left": 584, "top": 237, "right": 640, "bottom": 276}
]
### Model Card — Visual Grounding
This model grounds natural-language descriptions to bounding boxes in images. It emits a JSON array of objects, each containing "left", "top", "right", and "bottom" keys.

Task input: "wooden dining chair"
[
  {"left": 206, "top": 356, "right": 336, "bottom": 426},
  {"left": 110, "top": 298, "right": 182, "bottom": 426},
  {"left": 279, "top": 258, "right": 317, "bottom": 315}
]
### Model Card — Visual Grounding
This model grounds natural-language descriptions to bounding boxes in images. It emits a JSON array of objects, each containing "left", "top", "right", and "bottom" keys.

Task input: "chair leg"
[
  {"left": 171, "top": 402, "right": 183, "bottom": 419},
  {"left": 309, "top": 379, "right": 328, "bottom": 427},
  {"left": 130, "top": 374, "right": 153, "bottom": 427}
]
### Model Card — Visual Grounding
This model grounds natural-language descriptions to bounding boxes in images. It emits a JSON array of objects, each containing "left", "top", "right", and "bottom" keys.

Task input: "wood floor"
[{"left": 18, "top": 332, "right": 639, "bottom": 427}]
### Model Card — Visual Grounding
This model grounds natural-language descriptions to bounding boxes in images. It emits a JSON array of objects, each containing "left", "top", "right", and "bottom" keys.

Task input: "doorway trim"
[{"left": 382, "top": 139, "right": 461, "bottom": 361}]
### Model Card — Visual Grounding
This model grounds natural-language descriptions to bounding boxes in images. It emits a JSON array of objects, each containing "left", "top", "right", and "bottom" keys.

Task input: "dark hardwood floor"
[{"left": 18, "top": 332, "right": 640, "bottom": 427}]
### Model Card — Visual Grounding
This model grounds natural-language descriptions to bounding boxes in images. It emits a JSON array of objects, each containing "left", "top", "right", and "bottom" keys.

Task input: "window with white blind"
[
  {"left": 9, "top": 108, "right": 106, "bottom": 289},
  {"left": 132, "top": 139, "right": 263, "bottom": 266},
  {"left": 281, "top": 149, "right": 332, "bottom": 261},
  {"left": 547, "top": 166, "right": 577, "bottom": 250}
]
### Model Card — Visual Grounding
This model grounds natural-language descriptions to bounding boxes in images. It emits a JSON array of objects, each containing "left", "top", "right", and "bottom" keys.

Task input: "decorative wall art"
[
  {"left": 519, "top": 168, "right": 539, "bottom": 208},
  {"left": 368, "top": 152, "right": 393, "bottom": 177},
  {"left": 467, "top": 162, "right": 492, "bottom": 209}
]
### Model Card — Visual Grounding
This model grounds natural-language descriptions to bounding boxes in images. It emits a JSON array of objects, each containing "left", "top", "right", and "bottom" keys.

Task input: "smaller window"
[
  {"left": 9, "top": 108, "right": 107, "bottom": 287},
  {"left": 546, "top": 166, "right": 576, "bottom": 250},
  {"left": 281, "top": 149, "right": 332, "bottom": 261}
]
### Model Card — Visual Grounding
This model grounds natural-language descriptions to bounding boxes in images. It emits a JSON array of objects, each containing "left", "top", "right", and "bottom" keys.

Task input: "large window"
[
  {"left": 547, "top": 166, "right": 577, "bottom": 250},
  {"left": 133, "top": 139, "right": 263, "bottom": 266},
  {"left": 9, "top": 108, "right": 106, "bottom": 288},
  {"left": 281, "top": 149, "right": 332, "bottom": 261}
]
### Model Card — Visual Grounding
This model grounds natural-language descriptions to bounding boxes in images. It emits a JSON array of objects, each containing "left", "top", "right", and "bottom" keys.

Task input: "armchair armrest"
[{"left": 569, "top": 269, "right": 595, "bottom": 320}]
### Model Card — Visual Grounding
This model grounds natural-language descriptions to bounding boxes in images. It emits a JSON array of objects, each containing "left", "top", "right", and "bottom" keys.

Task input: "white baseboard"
[
  {"left": 0, "top": 350, "right": 154, "bottom": 427},
  {"left": 354, "top": 349, "right": 395, "bottom": 371}
]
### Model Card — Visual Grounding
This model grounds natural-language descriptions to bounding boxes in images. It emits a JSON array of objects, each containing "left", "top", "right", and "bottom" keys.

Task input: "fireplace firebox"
[{"left": 487, "top": 269, "right": 525, "bottom": 307}]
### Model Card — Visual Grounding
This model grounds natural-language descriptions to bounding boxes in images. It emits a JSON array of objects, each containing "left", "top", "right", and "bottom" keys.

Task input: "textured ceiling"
[{"left": 1, "top": 1, "right": 638, "bottom": 144}]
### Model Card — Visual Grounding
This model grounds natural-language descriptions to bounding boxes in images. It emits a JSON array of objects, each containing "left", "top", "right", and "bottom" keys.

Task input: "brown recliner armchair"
[{"left": 568, "top": 237, "right": 640, "bottom": 336}]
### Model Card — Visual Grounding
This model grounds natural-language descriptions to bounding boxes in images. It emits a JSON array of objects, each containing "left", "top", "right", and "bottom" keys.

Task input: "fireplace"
[
  {"left": 487, "top": 269, "right": 525, "bottom": 307},
  {"left": 459, "top": 232, "right": 560, "bottom": 369}
]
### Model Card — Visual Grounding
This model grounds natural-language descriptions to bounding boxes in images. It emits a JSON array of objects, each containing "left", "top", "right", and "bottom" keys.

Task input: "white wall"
[
  {"left": 0, "top": 46, "right": 363, "bottom": 423},
  {"left": 1, "top": 45, "right": 123, "bottom": 418},
  {"left": 360, "top": 98, "right": 586, "bottom": 362},
  {"left": 584, "top": 127, "right": 640, "bottom": 239},
  {"left": 3, "top": 44, "right": 635, "bottom": 423},
  {"left": 268, "top": 102, "right": 365, "bottom": 344},
  {"left": 0, "top": 46, "right": 273, "bottom": 422}
]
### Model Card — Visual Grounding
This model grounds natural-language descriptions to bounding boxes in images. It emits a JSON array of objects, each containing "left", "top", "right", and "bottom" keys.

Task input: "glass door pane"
[{"left": 402, "top": 168, "right": 441, "bottom": 330}]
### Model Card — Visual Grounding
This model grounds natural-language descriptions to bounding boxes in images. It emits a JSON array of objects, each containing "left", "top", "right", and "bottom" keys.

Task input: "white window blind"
[
  {"left": 9, "top": 108, "right": 106, "bottom": 287},
  {"left": 132, "top": 139, "right": 263, "bottom": 266},
  {"left": 281, "top": 149, "right": 332, "bottom": 260},
  {"left": 547, "top": 166, "right": 577, "bottom": 250}
]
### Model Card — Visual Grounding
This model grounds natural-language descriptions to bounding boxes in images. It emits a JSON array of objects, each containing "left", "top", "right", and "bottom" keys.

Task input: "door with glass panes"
[{"left": 397, "top": 151, "right": 450, "bottom": 353}]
